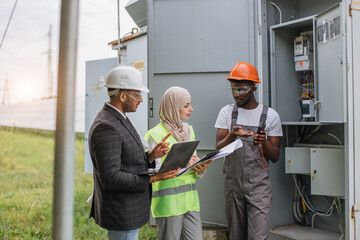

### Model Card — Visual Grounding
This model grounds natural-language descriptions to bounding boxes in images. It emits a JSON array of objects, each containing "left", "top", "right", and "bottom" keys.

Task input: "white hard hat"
[{"left": 105, "top": 66, "right": 149, "bottom": 95}]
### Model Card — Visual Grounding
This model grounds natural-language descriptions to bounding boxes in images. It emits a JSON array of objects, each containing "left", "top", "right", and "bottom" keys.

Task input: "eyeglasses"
[
  {"left": 230, "top": 86, "right": 252, "bottom": 96},
  {"left": 126, "top": 91, "right": 143, "bottom": 100}
]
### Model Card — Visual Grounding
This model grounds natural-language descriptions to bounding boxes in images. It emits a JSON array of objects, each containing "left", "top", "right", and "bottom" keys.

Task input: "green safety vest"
[{"left": 144, "top": 123, "right": 200, "bottom": 218}]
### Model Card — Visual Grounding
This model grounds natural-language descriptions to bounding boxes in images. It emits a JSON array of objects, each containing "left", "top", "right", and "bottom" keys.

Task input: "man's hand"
[
  {"left": 150, "top": 168, "right": 180, "bottom": 183},
  {"left": 231, "top": 126, "right": 254, "bottom": 138},
  {"left": 254, "top": 130, "right": 266, "bottom": 145},
  {"left": 148, "top": 133, "right": 171, "bottom": 161},
  {"left": 191, "top": 160, "right": 213, "bottom": 175}
]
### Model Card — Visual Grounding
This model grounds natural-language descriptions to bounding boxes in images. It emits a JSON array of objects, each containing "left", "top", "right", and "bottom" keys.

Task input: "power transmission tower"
[
  {"left": 2, "top": 73, "right": 10, "bottom": 105},
  {"left": 44, "top": 25, "right": 54, "bottom": 98}
]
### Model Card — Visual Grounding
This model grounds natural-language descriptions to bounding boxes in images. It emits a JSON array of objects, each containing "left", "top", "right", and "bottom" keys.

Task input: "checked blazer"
[{"left": 89, "top": 103, "right": 153, "bottom": 230}]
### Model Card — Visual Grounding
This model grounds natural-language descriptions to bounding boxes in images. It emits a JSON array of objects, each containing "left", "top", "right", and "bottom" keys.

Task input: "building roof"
[{"left": 108, "top": 26, "right": 147, "bottom": 47}]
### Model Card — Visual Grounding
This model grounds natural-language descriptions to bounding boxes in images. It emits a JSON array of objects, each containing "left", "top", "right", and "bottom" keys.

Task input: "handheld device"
[{"left": 254, "top": 123, "right": 266, "bottom": 144}]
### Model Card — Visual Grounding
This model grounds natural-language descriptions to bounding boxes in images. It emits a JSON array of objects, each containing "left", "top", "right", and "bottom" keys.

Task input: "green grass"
[{"left": 0, "top": 128, "right": 157, "bottom": 239}]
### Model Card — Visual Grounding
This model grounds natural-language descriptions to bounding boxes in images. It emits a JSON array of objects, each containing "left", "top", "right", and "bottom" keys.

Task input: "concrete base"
[
  {"left": 269, "top": 225, "right": 342, "bottom": 240},
  {"left": 202, "top": 229, "right": 228, "bottom": 240}
]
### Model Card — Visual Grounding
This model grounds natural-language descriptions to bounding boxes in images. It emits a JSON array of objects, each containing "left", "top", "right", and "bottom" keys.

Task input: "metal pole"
[
  {"left": 52, "top": 0, "right": 79, "bottom": 239},
  {"left": 0, "top": 0, "right": 18, "bottom": 50},
  {"left": 117, "top": 0, "right": 121, "bottom": 64}
]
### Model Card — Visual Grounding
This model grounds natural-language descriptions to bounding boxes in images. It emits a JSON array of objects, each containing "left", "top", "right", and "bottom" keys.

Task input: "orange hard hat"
[{"left": 226, "top": 62, "right": 261, "bottom": 84}]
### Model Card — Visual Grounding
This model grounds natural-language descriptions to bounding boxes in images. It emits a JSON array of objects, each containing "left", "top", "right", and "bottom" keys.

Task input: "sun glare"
[{"left": 17, "top": 83, "right": 39, "bottom": 103}]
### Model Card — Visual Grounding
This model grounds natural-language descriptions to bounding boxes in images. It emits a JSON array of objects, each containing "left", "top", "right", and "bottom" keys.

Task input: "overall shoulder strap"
[
  {"left": 259, "top": 105, "right": 269, "bottom": 127},
  {"left": 231, "top": 104, "right": 238, "bottom": 130}
]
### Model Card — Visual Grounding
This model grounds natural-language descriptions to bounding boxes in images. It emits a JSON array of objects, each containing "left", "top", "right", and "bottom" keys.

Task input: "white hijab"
[{"left": 159, "top": 86, "right": 191, "bottom": 142}]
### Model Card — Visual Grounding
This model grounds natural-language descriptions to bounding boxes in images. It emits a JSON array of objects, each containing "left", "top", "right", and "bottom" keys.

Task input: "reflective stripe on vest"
[
  {"left": 152, "top": 183, "right": 196, "bottom": 198},
  {"left": 144, "top": 123, "right": 200, "bottom": 217}
]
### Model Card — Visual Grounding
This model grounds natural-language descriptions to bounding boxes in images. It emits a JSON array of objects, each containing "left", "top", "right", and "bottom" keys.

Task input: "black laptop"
[{"left": 139, "top": 140, "right": 200, "bottom": 175}]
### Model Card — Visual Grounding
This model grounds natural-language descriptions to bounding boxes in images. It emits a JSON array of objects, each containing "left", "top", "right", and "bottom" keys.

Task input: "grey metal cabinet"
[
  {"left": 270, "top": 4, "right": 346, "bottom": 124},
  {"left": 285, "top": 147, "right": 311, "bottom": 174},
  {"left": 285, "top": 146, "right": 344, "bottom": 197}
]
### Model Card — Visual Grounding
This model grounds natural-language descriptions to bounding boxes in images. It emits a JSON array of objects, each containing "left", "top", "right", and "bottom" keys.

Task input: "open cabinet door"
[
  {"left": 316, "top": 3, "right": 346, "bottom": 123},
  {"left": 348, "top": 1, "right": 360, "bottom": 239}
]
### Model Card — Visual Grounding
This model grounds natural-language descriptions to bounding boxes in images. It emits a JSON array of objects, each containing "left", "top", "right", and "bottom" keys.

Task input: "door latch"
[
  {"left": 349, "top": 1, "right": 360, "bottom": 16},
  {"left": 149, "top": 98, "right": 154, "bottom": 118},
  {"left": 351, "top": 202, "right": 360, "bottom": 218}
]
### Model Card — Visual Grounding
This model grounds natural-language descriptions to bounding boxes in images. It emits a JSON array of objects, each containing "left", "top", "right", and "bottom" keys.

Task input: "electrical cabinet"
[
  {"left": 310, "top": 148, "right": 344, "bottom": 196},
  {"left": 285, "top": 147, "right": 311, "bottom": 174},
  {"left": 270, "top": 4, "right": 345, "bottom": 124},
  {"left": 285, "top": 147, "right": 344, "bottom": 197}
]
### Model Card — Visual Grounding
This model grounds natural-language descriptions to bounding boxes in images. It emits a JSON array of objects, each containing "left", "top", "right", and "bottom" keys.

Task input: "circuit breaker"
[
  {"left": 293, "top": 31, "right": 316, "bottom": 120},
  {"left": 294, "top": 31, "right": 313, "bottom": 72}
]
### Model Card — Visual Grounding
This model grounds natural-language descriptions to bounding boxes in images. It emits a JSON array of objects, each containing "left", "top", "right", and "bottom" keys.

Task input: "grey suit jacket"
[{"left": 89, "top": 103, "right": 153, "bottom": 230}]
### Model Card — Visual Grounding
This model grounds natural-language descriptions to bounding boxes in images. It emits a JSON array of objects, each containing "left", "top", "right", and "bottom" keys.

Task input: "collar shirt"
[{"left": 106, "top": 102, "right": 126, "bottom": 119}]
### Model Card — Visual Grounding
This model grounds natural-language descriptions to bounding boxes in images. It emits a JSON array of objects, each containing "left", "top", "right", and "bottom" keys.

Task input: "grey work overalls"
[{"left": 223, "top": 104, "right": 271, "bottom": 240}]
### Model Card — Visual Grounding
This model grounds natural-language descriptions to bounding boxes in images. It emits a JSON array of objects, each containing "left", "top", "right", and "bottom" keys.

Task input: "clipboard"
[
  {"left": 177, "top": 139, "right": 243, "bottom": 176},
  {"left": 139, "top": 140, "right": 200, "bottom": 175},
  {"left": 176, "top": 150, "right": 218, "bottom": 176}
]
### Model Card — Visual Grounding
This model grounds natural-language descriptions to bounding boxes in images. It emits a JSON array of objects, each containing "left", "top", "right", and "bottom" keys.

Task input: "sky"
[{"left": 0, "top": 0, "right": 137, "bottom": 104}]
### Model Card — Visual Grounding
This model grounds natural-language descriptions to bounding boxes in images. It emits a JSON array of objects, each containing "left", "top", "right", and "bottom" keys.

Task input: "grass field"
[{"left": 0, "top": 127, "right": 157, "bottom": 239}]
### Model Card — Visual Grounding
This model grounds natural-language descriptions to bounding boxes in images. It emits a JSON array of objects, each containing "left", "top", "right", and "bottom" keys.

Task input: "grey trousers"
[
  {"left": 155, "top": 211, "right": 203, "bottom": 240},
  {"left": 225, "top": 190, "right": 271, "bottom": 240}
]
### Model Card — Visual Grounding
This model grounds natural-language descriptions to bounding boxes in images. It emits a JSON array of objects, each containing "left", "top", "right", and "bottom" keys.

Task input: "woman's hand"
[
  {"left": 150, "top": 168, "right": 180, "bottom": 183},
  {"left": 148, "top": 133, "right": 171, "bottom": 161},
  {"left": 191, "top": 160, "right": 213, "bottom": 175},
  {"left": 187, "top": 154, "right": 200, "bottom": 167}
]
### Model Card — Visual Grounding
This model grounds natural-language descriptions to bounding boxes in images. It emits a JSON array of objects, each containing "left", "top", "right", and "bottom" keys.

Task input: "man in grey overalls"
[{"left": 215, "top": 62, "right": 282, "bottom": 240}]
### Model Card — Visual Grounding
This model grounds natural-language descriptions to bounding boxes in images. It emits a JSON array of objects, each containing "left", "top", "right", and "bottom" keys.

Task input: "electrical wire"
[
  {"left": 285, "top": 125, "right": 289, "bottom": 147},
  {"left": 303, "top": 125, "right": 321, "bottom": 142},
  {"left": 327, "top": 133, "right": 342, "bottom": 145},
  {"left": 270, "top": 2, "right": 282, "bottom": 24},
  {"left": 254, "top": 144, "right": 269, "bottom": 169},
  {"left": 293, "top": 176, "right": 303, "bottom": 222},
  {"left": 315, "top": 130, "right": 343, "bottom": 145},
  {"left": 296, "top": 125, "right": 306, "bottom": 143},
  {"left": 293, "top": 174, "right": 335, "bottom": 216},
  {"left": 0, "top": 0, "right": 19, "bottom": 50}
]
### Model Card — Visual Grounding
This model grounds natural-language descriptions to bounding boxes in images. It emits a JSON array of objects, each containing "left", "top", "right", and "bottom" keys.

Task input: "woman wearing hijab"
[{"left": 144, "top": 86, "right": 211, "bottom": 240}]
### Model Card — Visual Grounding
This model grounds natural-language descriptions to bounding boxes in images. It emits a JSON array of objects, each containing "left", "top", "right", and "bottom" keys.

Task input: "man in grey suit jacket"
[{"left": 89, "top": 66, "right": 178, "bottom": 240}]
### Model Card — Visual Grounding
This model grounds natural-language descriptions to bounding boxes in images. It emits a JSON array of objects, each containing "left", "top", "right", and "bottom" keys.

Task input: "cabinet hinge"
[
  {"left": 349, "top": 1, "right": 360, "bottom": 16},
  {"left": 351, "top": 202, "right": 360, "bottom": 218}
]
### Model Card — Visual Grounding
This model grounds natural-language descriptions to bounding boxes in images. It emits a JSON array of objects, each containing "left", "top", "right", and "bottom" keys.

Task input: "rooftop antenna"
[
  {"left": 44, "top": 25, "right": 54, "bottom": 98},
  {"left": 2, "top": 73, "right": 10, "bottom": 105}
]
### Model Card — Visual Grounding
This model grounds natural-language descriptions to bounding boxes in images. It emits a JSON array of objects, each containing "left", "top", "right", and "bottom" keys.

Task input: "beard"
[
  {"left": 236, "top": 96, "right": 251, "bottom": 108},
  {"left": 122, "top": 98, "right": 137, "bottom": 112}
]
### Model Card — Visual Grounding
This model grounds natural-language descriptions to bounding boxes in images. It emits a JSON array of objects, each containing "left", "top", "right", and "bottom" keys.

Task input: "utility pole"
[
  {"left": 117, "top": 0, "right": 121, "bottom": 64},
  {"left": 44, "top": 25, "right": 54, "bottom": 98},
  {"left": 2, "top": 73, "right": 10, "bottom": 105}
]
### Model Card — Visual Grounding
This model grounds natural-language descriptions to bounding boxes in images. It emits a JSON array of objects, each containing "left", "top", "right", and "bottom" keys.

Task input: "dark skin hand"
[
  {"left": 216, "top": 128, "right": 280, "bottom": 163},
  {"left": 254, "top": 130, "right": 281, "bottom": 162}
]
